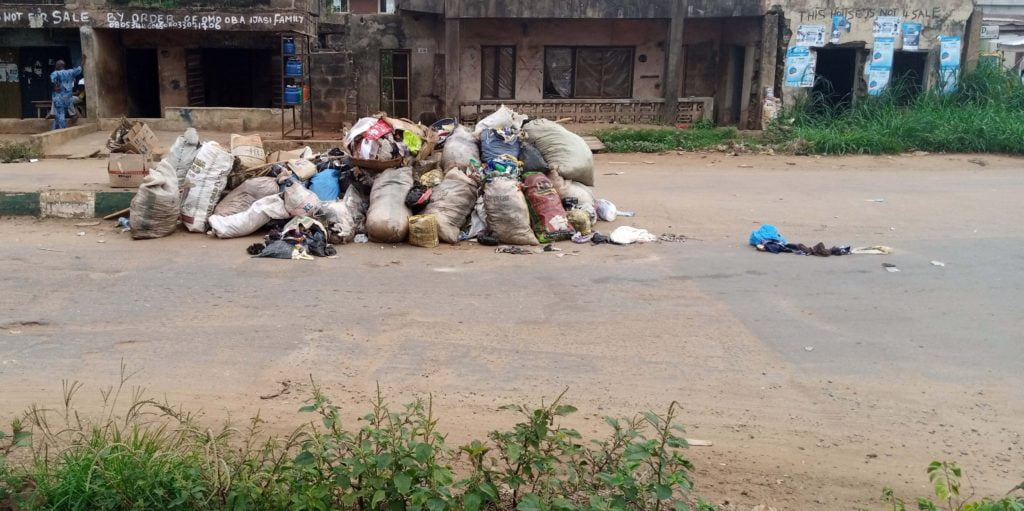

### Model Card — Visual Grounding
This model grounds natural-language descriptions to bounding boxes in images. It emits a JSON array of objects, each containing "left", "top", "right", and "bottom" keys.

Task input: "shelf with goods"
[{"left": 280, "top": 32, "right": 314, "bottom": 139}]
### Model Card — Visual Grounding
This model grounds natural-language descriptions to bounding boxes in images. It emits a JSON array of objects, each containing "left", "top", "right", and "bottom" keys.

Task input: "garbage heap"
[{"left": 128, "top": 107, "right": 645, "bottom": 259}]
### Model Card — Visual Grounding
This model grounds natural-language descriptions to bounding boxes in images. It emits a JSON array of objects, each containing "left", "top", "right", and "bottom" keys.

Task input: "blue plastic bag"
[
  {"left": 749, "top": 224, "right": 786, "bottom": 246},
  {"left": 309, "top": 168, "right": 341, "bottom": 201}
]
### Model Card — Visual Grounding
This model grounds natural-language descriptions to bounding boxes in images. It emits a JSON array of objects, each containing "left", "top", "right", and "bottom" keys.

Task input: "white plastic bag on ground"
[
  {"left": 442, "top": 126, "right": 480, "bottom": 171},
  {"left": 208, "top": 195, "right": 288, "bottom": 239},
  {"left": 367, "top": 167, "right": 414, "bottom": 243},
  {"left": 343, "top": 185, "right": 368, "bottom": 234},
  {"left": 321, "top": 200, "right": 358, "bottom": 244},
  {"left": 524, "top": 119, "right": 594, "bottom": 186},
  {"left": 130, "top": 160, "right": 180, "bottom": 240},
  {"left": 473, "top": 105, "right": 527, "bottom": 136},
  {"left": 166, "top": 128, "right": 201, "bottom": 190},
  {"left": 423, "top": 169, "right": 480, "bottom": 244},
  {"left": 214, "top": 177, "right": 279, "bottom": 216},
  {"left": 283, "top": 179, "right": 321, "bottom": 217},
  {"left": 484, "top": 177, "right": 538, "bottom": 246},
  {"left": 181, "top": 141, "right": 234, "bottom": 233},
  {"left": 466, "top": 196, "right": 487, "bottom": 240},
  {"left": 231, "top": 134, "right": 265, "bottom": 170},
  {"left": 610, "top": 226, "right": 657, "bottom": 244},
  {"left": 595, "top": 199, "right": 618, "bottom": 222}
]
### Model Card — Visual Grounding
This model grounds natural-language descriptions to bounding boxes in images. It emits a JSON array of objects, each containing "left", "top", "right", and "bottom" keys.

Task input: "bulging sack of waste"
[
  {"left": 343, "top": 185, "right": 368, "bottom": 234},
  {"left": 283, "top": 177, "right": 322, "bottom": 217},
  {"left": 288, "top": 158, "right": 318, "bottom": 181},
  {"left": 181, "top": 141, "right": 235, "bottom": 233},
  {"left": 167, "top": 128, "right": 201, "bottom": 190},
  {"left": 423, "top": 169, "right": 479, "bottom": 244},
  {"left": 408, "top": 214, "right": 440, "bottom": 248},
  {"left": 484, "top": 177, "right": 538, "bottom": 246},
  {"left": 524, "top": 172, "right": 574, "bottom": 243},
  {"left": 519, "top": 142, "right": 548, "bottom": 173},
  {"left": 441, "top": 125, "right": 479, "bottom": 171},
  {"left": 130, "top": 160, "right": 180, "bottom": 240},
  {"left": 367, "top": 166, "right": 415, "bottom": 243},
  {"left": 524, "top": 119, "right": 594, "bottom": 186},
  {"left": 321, "top": 201, "right": 358, "bottom": 244},
  {"left": 208, "top": 194, "right": 289, "bottom": 239},
  {"left": 474, "top": 105, "right": 528, "bottom": 136},
  {"left": 231, "top": 134, "right": 266, "bottom": 170},
  {"left": 595, "top": 199, "right": 618, "bottom": 222},
  {"left": 214, "top": 176, "right": 279, "bottom": 217},
  {"left": 549, "top": 171, "right": 596, "bottom": 210},
  {"left": 480, "top": 129, "right": 521, "bottom": 162}
]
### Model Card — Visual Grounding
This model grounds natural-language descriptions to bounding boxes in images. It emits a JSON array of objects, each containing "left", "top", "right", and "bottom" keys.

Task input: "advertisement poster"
[
  {"left": 796, "top": 25, "right": 825, "bottom": 47},
  {"left": 784, "top": 46, "right": 816, "bottom": 88},
  {"left": 831, "top": 15, "right": 851, "bottom": 44},
  {"left": 939, "top": 67, "right": 959, "bottom": 94},
  {"left": 868, "top": 68, "right": 891, "bottom": 96},
  {"left": 902, "top": 22, "right": 922, "bottom": 51},
  {"left": 940, "top": 35, "right": 962, "bottom": 69},
  {"left": 873, "top": 16, "right": 901, "bottom": 37},
  {"left": 871, "top": 37, "right": 895, "bottom": 68}
]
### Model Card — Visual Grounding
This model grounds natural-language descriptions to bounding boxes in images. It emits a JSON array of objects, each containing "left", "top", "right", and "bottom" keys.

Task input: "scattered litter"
[
  {"left": 659, "top": 233, "right": 688, "bottom": 242},
  {"left": 603, "top": 171, "right": 625, "bottom": 176},
  {"left": 930, "top": 260, "right": 946, "bottom": 267},
  {"left": 642, "top": 161, "right": 655, "bottom": 165},
  {"left": 29, "top": 159, "right": 38, "bottom": 163},
  {"left": 116, "top": 217, "right": 130, "bottom": 232},
  {"left": 685, "top": 439, "right": 714, "bottom": 447},
  {"left": 851, "top": 246, "right": 893, "bottom": 255},
  {"left": 496, "top": 246, "right": 533, "bottom": 255},
  {"left": 354, "top": 234, "right": 369, "bottom": 244},
  {"left": 259, "top": 380, "right": 293, "bottom": 400},
  {"left": 804, "top": 346, "right": 814, "bottom": 352},
  {"left": 883, "top": 263, "right": 900, "bottom": 273},
  {"left": 36, "top": 247, "right": 65, "bottom": 253},
  {"left": 967, "top": 158, "right": 988, "bottom": 167},
  {"left": 739, "top": 164, "right": 753, "bottom": 168},
  {"left": 595, "top": 199, "right": 618, "bottom": 222},
  {"left": 542, "top": 244, "right": 562, "bottom": 252},
  {"left": 96, "top": 239, "right": 106, "bottom": 244},
  {"left": 571, "top": 232, "right": 593, "bottom": 244},
  {"left": 609, "top": 226, "right": 657, "bottom": 244},
  {"left": 433, "top": 267, "right": 460, "bottom": 273},
  {"left": 76, "top": 231, "right": 85, "bottom": 236},
  {"left": 864, "top": 198, "right": 885, "bottom": 203},
  {"left": 74, "top": 221, "right": 101, "bottom": 227},
  {"left": 617, "top": 210, "right": 636, "bottom": 217}
]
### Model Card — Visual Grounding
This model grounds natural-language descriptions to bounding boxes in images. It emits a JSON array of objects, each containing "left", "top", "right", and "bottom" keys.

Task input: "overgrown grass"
[
  {"left": 596, "top": 120, "right": 739, "bottom": 153},
  {"left": 771, "top": 64, "right": 1024, "bottom": 155},
  {"left": 0, "top": 142, "right": 40, "bottom": 163},
  {"left": 0, "top": 372, "right": 716, "bottom": 511}
]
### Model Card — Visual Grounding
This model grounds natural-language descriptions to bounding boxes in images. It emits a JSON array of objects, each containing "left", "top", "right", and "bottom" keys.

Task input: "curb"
[{"left": 0, "top": 190, "right": 134, "bottom": 218}]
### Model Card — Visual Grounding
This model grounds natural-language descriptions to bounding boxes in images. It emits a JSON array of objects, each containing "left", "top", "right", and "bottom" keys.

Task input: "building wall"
[{"left": 456, "top": 18, "right": 670, "bottom": 103}]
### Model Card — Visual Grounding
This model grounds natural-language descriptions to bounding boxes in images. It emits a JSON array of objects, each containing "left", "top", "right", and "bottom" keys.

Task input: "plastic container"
[
  {"left": 284, "top": 85, "right": 301, "bottom": 105},
  {"left": 285, "top": 57, "right": 303, "bottom": 77},
  {"left": 282, "top": 37, "right": 296, "bottom": 55}
]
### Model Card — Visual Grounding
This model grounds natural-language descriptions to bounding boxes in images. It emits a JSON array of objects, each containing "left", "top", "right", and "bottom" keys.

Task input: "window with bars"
[
  {"left": 380, "top": 50, "right": 410, "bottom": 118},
  {"left": 481, "top": 46, "right": 516, "bottom": 100},
  {"left": 543, "top": 46, "right": 634, "bottom": 99}
]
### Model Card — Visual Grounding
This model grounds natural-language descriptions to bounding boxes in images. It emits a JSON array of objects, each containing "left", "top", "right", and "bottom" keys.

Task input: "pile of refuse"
[{"left": 127, "top": 107, "right": 649, "bottom": 259}]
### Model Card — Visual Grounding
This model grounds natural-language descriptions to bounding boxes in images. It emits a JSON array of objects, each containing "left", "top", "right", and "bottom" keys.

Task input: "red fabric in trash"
[{"left": 364, "top": 119, "right": 394, "bottom": 141}]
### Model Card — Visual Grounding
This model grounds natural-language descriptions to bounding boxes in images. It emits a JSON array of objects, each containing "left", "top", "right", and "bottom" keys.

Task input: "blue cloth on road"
[
  {"left": 50, "top": 66, "right": 82, "bottom": 130},
  {"left": 749, "top": 224, "right": 786, "bottom": 246}
]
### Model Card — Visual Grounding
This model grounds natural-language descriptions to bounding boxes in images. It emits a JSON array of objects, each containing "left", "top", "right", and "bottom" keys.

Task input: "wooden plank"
[{"left": 582, "top": 135, "right": 606, "bottom": 154}]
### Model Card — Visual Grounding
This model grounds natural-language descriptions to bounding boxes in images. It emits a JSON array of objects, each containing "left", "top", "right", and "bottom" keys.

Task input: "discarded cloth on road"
[
  {"left": 851, "top": 245, "right": 894, "bottom": 255},
  {"left": 749, "top": 224, "right": 787, "bottom": 246},
  {"left": 756, "top": 241, "right": 850, "bottom": 257}
]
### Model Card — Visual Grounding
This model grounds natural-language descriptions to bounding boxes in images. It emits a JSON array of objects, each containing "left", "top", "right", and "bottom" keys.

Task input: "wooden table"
[{"left": 32, "top": 100, "right": 52, "bottom": 118}]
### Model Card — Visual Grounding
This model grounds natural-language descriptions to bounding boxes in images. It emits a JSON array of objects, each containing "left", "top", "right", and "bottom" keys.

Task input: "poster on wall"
[
  {"left": 831, "top": 15, "right": 851, "bottom": 44},
  {"left": 871, "top": 37, "right": 895, "bottom": 68},
  {"left": 873, "top": 16, "right": 901, "bottom": 38},
  {"left": 939, "top": 67, "right": 959, "bottom": 94},
  {"left": 796, "top": 25, "right": 826, "bottom": 47},
  {"left": 902, "top": 22, "right": 923, "bottom": 51},
  {"left": 1, "top": 63, "right": 18, "bottom": 83},
  {"left": 784, "top": 46, "right": 816, "bottom": 88},
  {"left": 868, "top": 68, "right": 892, "bottom": 96},
  {"left": 940, "top": 36, "right": 962, "bottom": 69}
]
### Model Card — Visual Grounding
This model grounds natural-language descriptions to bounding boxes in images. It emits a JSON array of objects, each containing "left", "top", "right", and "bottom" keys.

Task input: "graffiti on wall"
[
  {"left": 799, "top": 7, "right": 951, "bottom": 24},
  {"left": 0, "top": 8, "right": 303, "bottom": 30}
]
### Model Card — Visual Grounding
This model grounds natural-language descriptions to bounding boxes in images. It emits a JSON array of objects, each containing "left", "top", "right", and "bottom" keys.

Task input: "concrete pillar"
[
  {"left": 963, "top": 8, "right": 983, "bottom": 73},
  {"left": 755, "top": 12, "right": 780, "bottom": 128},
  {"left": 444, "top": 0, "right": 461, "bottom": 118},
  {"left": 661, "top": 0, "right": 685, "bottom": 124},
  {"left": 79, "top": 27, "right": 99, "bottom": 120},
  {"left": 738, "top": 44, "right": 755, "bottom": 128},
  {"left": 80, "top": 27, "right": 127, "bottom": 119}
]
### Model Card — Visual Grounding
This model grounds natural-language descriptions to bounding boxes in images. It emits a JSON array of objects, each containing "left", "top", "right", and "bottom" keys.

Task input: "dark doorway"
[
  {"left": 380, "top": 50, "right": 410, "bottom": 118},
  {"left": 125, "top": 48, "right": 161, "bottom": 117},
  {"left": 812, "top": 47, "right": 857, "bottom": 111},
  {"left": 18, "top": 46, "right": 71, "bottom": 118},
  {"left": 196, "top": 49, "right": 274, "bottom": 108},
  {"left": 891, "top": 51, "right": 927, "bottom": 103},
  {"left": 729, "top": 46, "right": 746, "bottom": 124}
]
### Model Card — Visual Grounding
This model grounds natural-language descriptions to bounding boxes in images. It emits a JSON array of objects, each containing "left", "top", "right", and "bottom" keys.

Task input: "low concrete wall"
[
  {"left": 165, "top": 107, "right": 294, "bottom": 132},
  {"left": 0, "top": 119, "right": 53, "bottom": 135},
  {"left": 29, "top": 123, "right": 99, "bottom": 156}
]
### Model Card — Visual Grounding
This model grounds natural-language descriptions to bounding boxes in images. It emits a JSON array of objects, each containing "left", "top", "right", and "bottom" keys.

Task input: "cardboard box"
[
  {"left": 108, "top": 153, "right": 149, "bottom": 188},
  {"left": 124, "top": 122, "right": 160, "bottom": 155}
]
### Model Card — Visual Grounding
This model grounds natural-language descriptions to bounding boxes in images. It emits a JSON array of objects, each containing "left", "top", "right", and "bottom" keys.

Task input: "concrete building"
[{"left": 977, "top": 1, "right": 1024, "bottom": 78}]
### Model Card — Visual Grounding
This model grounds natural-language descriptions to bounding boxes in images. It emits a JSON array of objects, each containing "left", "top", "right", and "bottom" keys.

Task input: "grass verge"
[{"left": 595, "top": 120, "right": 739, "bottom": 153}]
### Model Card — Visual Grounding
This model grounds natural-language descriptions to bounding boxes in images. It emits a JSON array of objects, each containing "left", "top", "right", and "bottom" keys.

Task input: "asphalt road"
[{"left": 1, "top": 153, "right": 1022, "bottom": 510}]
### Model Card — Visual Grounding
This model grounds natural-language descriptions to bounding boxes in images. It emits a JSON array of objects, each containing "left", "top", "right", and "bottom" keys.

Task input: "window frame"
[
  {"left": 543, "top": 45, "right": 635, "bottom": 100},
  {"left": 480, "top": 45, "right": 517, "bottom": 100}
]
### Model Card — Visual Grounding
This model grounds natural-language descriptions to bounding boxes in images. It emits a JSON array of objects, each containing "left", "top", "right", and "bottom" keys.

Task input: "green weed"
[
  {"left": 879, "top": 461, "right": 1024, "bottom": 511},
  {"left": 0, "top": 142, "right": 40, "bottom": 163},
  {"left": 595, "top": 125, "right": 739, "bottom": 153}
]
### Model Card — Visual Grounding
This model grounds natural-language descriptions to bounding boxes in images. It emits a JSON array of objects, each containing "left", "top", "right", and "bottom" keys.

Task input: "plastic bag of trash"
[
  {"left": 473, "top": 105, "right": 528, "bottom": 136},
  {"left": 130, "top": 160, "right": 180, "bottom": 240},
  {"left": 408, "top": 214, "right": 440, "bottom": 248},
  {"left": 310, "top": 167, "right": 342, "bottom": 201},
  {"left": 283, "top": 176, "right": 321, "bottom": 217},
  {"left": 231, "top": 134, "right": 266, "bottom": 170},
  {"left": 484, "top": 176, "right": 538, "bottom": 246},
  {"left": 343, "top": 185, "right": 368, "bottom": 234},
  {"left": 367, "top": 167, "right": 414, "bottom": 243},
  {"left": 524, "top": 172, "right": 574, "bottom": 242},
  {"left": 423, "top": 169, "right": 479, "bottom": 244},
  {"left": 610, "top": 226, "right": 657, "bottom": 244},
  {"left": 463, "top": 196, "right": 487, "bottom": 240},
  {"left": 288, "top": 158, "right": 318, "bottom": 181},
  {"left": 321, "top": 201, "right": 357, "bottom": 244},
  {"left": 166, "top": 128, "right": 201, "bottom": 189},
  {"left": 519, "top": 142, "right": 548, "bottom": 173},
  {"left": 208, "top": 194, "right": 289, "bottom": 239},
  {"left": 214, "top": 177, "right": 279, "bottom": 216},
  {"left": 181, "top": 141, "right": 235, "bottom": 233},
  {"left": 441, "top": 126, "right": 479, "bottom": 171},
  {"left": 523, "top": 119, "right": 594, "bottom": 186},
  {"left": 549, "top": 171, "right": 596, "bottom": 210},
  {"left": 595, "top": 199, "right": 618, "bottom": 222},
  {"left": 480, "top": 129, "right": 521, "bottom": 162}
]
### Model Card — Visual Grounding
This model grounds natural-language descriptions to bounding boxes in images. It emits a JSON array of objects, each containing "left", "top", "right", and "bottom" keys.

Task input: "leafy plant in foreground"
[{"left": 880, "top": 461, "right": 1024, "bottom": 511}]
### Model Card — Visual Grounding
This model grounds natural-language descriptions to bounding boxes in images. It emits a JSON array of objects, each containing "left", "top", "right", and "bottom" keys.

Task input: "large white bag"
[
  {"left": 213, "top": 177, "right": 279, "bottom": 216},
  {"left": 423, "top": 169, "right": 479, "bottom": 244},
  {"left": 441, "top": 126, "right": 479, "bottom": 171},
  {"left": 208, "top": 195, "right": 289, "bottom": 239},
  {"left": 484, "top": 177, "right": 538, "bottom": 246},
  {"left": 181, "top": 141, "right": 235, "bottom": 233},
  {"left": 321, "top": 200, "right": 358, "bottom": 244},
  {"left": 166, "top": 128, "right": 201, "bottom": 190},
  {"left": 473, "top": 105, "right": 527, "bottom": 136},
  {"left": 343, "top": 185, "right": 368, "bottom": 234},
  {"left": 523, "top": 119, "right": 594, "bottom": 186},
  {"left": 366, "top": 167, "right": 414, "bottom": 243},
  {"left": 130, "top": 160, "right": 180, "bottom": 240}
]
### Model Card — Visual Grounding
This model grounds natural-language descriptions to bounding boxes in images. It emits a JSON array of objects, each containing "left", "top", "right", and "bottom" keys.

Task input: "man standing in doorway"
[{"left": 50, "top": 55, "right": 84, "bottom": 130}]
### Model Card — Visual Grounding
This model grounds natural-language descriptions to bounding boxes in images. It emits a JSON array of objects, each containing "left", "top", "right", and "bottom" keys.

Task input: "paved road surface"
[{"left": 1, "top": 153, "right": 1022, "bottom": 510}]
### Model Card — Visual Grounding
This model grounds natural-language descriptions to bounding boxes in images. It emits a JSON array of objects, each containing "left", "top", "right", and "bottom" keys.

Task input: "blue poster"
[
  {"left": 939, "top": 67, "right": 959, "bottom": 94},
  {"left": 868, "top": 68, "right": 891, "bottom": 96},
  {"left": 831, "top": 15, "right": 851, "bottom": 44},
  {"left": 940, "top": 36, "right": 962, "bottom": 69},
  {"left": 871, "top": 37, "right": 895, "bottom": 69},
  {"left": 784, "top": 47, "right": 816, "bottom": 88},
  {"left": 901, "top": 22, "right": 922, "bottom": 51}
]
